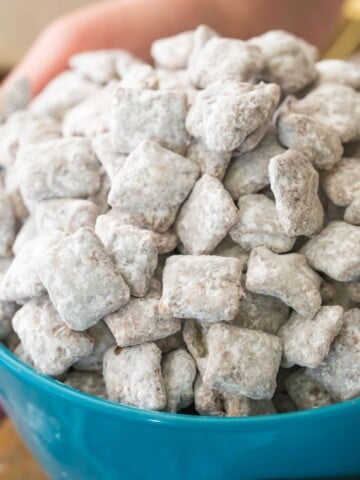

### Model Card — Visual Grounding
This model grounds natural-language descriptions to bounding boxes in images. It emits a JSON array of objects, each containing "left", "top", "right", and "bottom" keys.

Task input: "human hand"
[{"left": 5, "top": 0, "right": 342, "bottom": 96}]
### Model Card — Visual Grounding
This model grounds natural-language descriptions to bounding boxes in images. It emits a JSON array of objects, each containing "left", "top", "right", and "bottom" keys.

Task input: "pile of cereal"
[{"left": 0, "top": 26, "right": 359, "bottom": 416}]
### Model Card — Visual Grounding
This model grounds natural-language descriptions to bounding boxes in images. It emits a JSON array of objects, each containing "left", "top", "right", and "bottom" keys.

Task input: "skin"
[{"left": 5, "top": 0, "right": 342, "bottom": 96}]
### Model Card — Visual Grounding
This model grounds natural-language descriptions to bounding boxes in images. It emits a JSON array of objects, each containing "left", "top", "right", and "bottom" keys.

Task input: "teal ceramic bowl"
[{"left": 0, "top": 344, "right": 359, "bottom": 480}]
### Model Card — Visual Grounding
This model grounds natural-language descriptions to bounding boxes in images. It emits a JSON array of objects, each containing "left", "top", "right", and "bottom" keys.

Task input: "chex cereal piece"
[
  {"left": 203, "top": 323, "right": 282, "bottom": 399},
  {"left": 224, "top": 396, "right": 276, "bottom": 417},
  {"left": 230, "top": 194, "right": 295, "bottom": 253},
  {"left": 12, "top": 297, "right": 94, "bottom": 376},
  {"left": 30, "top": 71, "right": 98, "bottom": 120},
  {"left": 278, "top": 306, "right": 343, "bottom": 368},
  {"left": 223, "top": 129, "right": 285, "bottom": 200},
  {"left": 120, "top": 64, "right": 158, "bottom": 90},
  {"left": 0, "top": 193, "right": 16, "bottom": 257},
  {"left": 0, "top": 233, "right": 62, "bottom": 302},
  {"left": 103, "top": 343, "right": 166, "bottom": 410},
  {"left": 151, "top": 31, "right": 194, "bottom": 70},
  {"left": 108, "top": 140, "right": 199, "bottom": 232},
  {"left": 187, "top": 24, "right": 219, "bottom": 66},
  {"left": 111, "top": 87, "right": 188, "bottom": 154},
  {"left": 74, "top": 321, "right": 115, "bottom": 372},
  {"left": 315, "top": 59, "right": 360, "bottom": 90},
  {"left": 249, "top": 30, "right": 318, "bottom": 93},
  {"left": 232, "top": 281, "right": 289, "bottom": 335},
  {"left": 175, "top": 174, "right": 239, "bottom": 255},
  {"left": 186, "top": 79, "right": 280, "bottom": 152},
  {"left": 269, "top": 150, "right": 323, "bottom": 236},
  {"left": 162, "top": 348, "right": 196, "bottom": 412},
  {"left": 35, "top": 199, "right": 98, "bottom": 235},
  {"left": 322, "top": 157, "right": 360, "bottom": 207},
  {"left": 246, "top": 246, "right": 322, "bottom": 318},
  {"left": 301, "top": 221, "right": 360, "bottom": 282},
  {"left": 0, "top": 300, "right": 17, "bottom": 340},
  {"left": 183, "top": 319, "right": 210, "bottom": 375},
  {"left": 277, "top": 113, "right": 343, "bottom": 171},
  {"left": 95, "top": 208, "right": 177, "bottom": 254},
  {"left": 0, "top": 77, "right": 30, "bottom": 123},
  {"left": 186, "top": 139, "right": 232, "bottom": 180},
  {"left": 64, "top": 371, "right": 107, "bottom": 399},
  {"left": 345, "top": 197, "right": 360, "bottom": 225},
  {"left": 160, "top": 255, "right": 244, "bottom": 323},
  {"left": 104, "top": 282, "right": 181, "bottom": 346},
  {"left": 307, "top": 309, "right": 360, "bottom": 401},
  {"left": 18, "top": 137, "right": 101, "bottom": 204},
  {"left": 13, "top": 342, "right": 35, "bottom": 368},
  {"left": 40, "top": 227, "right": 130, "bottom": 331},
  {"left": 92, "top": 133, "right": 127, "bottom": 180},
  {"left": 291, "top": 84, "right": 360, "bottom": 143},
  {"left": 62, "top": 82, "right": 115, "bottom": 137},
  {"left": 97, "top": 223, "right": 158, "bottom": 297},
  {"left": 188, "top": 37, "right": 264, "bottom": 88},
  {"left": 69, "top": 49, "right": 121, "bottom": 84},
  {"left": 286, "top": 369, "right": 333, "bottom": 410},
  {"left": 194, "top": 375, "right": 225, "bottom": 416}
]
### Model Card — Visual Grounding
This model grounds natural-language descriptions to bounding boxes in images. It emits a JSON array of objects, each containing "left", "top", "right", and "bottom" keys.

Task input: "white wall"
[{"left": 0, "top": 0, "right": 100, "bottom": 68}]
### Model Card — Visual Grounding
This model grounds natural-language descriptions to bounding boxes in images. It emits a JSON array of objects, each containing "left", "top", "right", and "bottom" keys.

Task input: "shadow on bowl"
[{"left": 0, "top": 344, "right": 359, "bottom": 480}]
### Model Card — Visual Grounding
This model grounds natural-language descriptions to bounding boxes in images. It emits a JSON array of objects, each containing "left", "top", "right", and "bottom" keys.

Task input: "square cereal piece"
[
  {"left": 203, "top": 323, "right": 282, "bottom": 399},
  {"left": 151, "top": 31, "right": 195, "bottom": 70},
  {"left": 231, "top": 279, "right": 289, "bottom": 335},
  {"left": 322, "top": 157, "right": 360, "bottom": 207},
  {"left": 278, "top": 306, "right": 343, "bottom": 368},
  {"left": 103, "top": 342, "right": 166, "bottom": 410},
  {"left": 175, "top": 174, "right": 239, "bottom": 255},
  {"left": 18, "top": 137, "right": 101, "bottom": 204},
  {"left": 291, "top": 84, "right": 360, "bottom": 143},
  {"left": 183, "top": 319, "right": 211, "bottom": 375},
  {"left": 69, "top": 49, "right": 121, "bottom": 84},
  {"left": 0, "top": 193, "right": 16, "bottom": 257},
  {"left": 96, "top": 223, "right": 158, "bottom": 297},
  {"left": 160, "top": 255, "right": 244, "bottom": 323},
  {"left": 307, "top": 309, "right": 360, "bottom": 401},
  {"left": 40, "top": 227, "right": 130, "bottom": 331},
  {"left": 277, "top": 112, "right": 343, "bottom": 171},
  {"left": 111, "top": 86, "right": 188, "bottom": 154},
  {"left": 108, "top": 140, "right": 199, "bottom": 232},
  {"left": 223, "top": 129, "right": 286, "bottom": 200},
  {"left": 74, "top": 320, "right": 115, "bottom": 372},
  {"left": 246, "top": 246, "right": 322, "bottom": 318},
  {"left": 35, "top": 199, "right": 98, "bottom": 235},
  {"left": 95, "top": 208, "right": 177, "bottom": 254},
  {"left": 0, "top": 233, "right": 62, "bottom": 302},
  {"left": 229, "top": 194, "right": 295, "bottom": 253},
  {"left": 186, "top": 139, "right": 231, "bottom": 180},
  {"left": 30, "top": 71, "right": 98, "bottom": 120},
  {"left": 64, "top": 371, "right": 107, "bottom": 399},
  {"left": 188, "top": 37, "right": 264, "bottom": 88},
  {"left": 186, "top": 79, "right": 280, "bottom": 152},
  {"left": 12, "top": 297, "right": 94, "bottom": 376},
  {"left": 162, "top": 348, "right": 196, "bottom": 412},
  {"left": 249, "top": 30, "right": 318, "bottom": 93},
  {"left": 285, "top": 369, "right": 333, "bottom": 410},
  {"left": 104, "top": 281, "right": 181, "bottom": 346},
  {"left": 301, "top": 221, "right": 360, "bottom": 282},
  {"left": 269, "top": 150, "right": 324, "bottom": 236}
]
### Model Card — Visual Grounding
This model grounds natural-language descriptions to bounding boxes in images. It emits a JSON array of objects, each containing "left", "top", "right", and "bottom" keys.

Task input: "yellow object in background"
[{"left": 323, "top": 0, "right": 360, "bottom": 58}]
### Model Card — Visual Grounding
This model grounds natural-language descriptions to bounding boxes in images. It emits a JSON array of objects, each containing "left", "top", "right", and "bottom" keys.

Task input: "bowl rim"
[{"left": 1, "top": 344, "right": 359, "bottom": 427}]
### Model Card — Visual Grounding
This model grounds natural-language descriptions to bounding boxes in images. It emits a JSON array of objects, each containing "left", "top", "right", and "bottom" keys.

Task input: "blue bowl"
[{"left": 0, "top": 344, "right": 359, "bottom": 480}]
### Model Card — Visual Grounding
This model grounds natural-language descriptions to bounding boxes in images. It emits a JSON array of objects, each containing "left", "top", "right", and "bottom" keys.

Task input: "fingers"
[{"left": 6, "top": 0, "right": 207, "bottom": 96}]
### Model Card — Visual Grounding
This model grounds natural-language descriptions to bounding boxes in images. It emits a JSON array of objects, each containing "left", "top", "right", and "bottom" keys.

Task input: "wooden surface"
[{"left": 0, "top": 419, "right": 47, "bottom": 480}]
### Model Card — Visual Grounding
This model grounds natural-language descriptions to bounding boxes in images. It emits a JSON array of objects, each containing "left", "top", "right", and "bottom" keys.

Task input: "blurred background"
[{"left": 0, "top": 0, "right": 100, "bottom": 74}]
